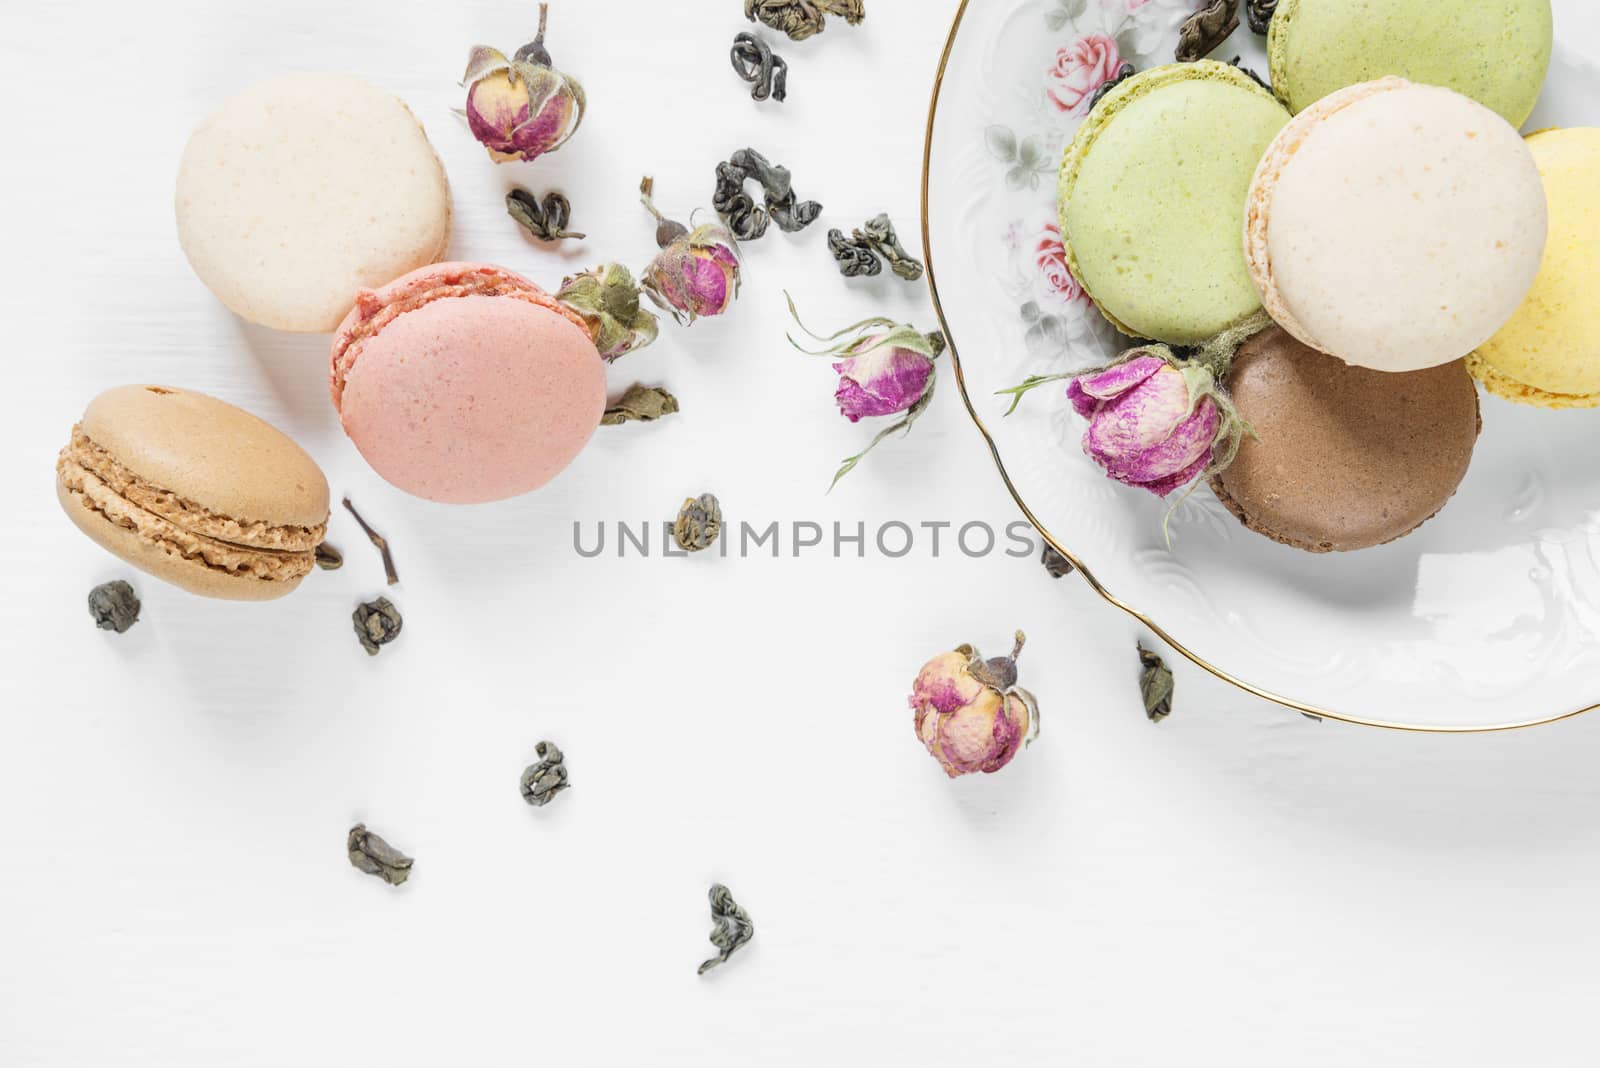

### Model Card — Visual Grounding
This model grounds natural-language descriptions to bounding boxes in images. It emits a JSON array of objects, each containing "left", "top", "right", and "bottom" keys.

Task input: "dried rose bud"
[
  {"left": 556, "top": 263, "right": 660, "bottom": 362},
  {"left": 1068, "top": 354, "right": 1231, "bottom": 497},
  {"left": 998, "top": 316, "right": 1263, "bottom": 500},
  {"left": 638, "top": 177, "right": 742, "bottom": 325},
  {"left": 460, "top": 3, "right": 587, "bottom": 164},
  {"left": 832, "top": 328, "right": 944, "bottom": 423},
  {"left": 910, "top": 631, "right": 1039, "bottom": 778},
  {"left": 787, "top": 295, "right": 946, "bottom": 487}
]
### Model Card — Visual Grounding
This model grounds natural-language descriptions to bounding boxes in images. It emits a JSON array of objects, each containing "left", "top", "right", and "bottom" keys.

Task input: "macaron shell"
[
  {"left": 81, "top": 385, "right": 329, "bottom": 530},
  {"left": 176, "top": 73, "right": 451, "bottom": 333},
  {"left": 337, "top": 293, "right": 606, "bottom": 504},
  {"left": 1211, "top": 327, "right": 1481, "bottom": 553},
  {"left": 1060, "top": 62, "right": 1289, "bottom": 345},
  {"left": 1268, "top": 0, "right": 1552, "bottom": 128},
  {"left": 56, "top": 480, "right": 307, "bottom": 602},
  {"left": 1467, "top": 128, "right": 1600, "bottom": 408},
  {"left": 1245, "top": 80, "right": 1547, "bottom": 372}
]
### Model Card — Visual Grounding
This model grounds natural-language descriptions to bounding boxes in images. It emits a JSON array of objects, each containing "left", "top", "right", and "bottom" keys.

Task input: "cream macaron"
[
  {"left": 57, "top": 386, "right": 330, "bottom": 601},
  {"left": 1244, "top": 78, "right": 1547, "bottom": 373},
  {"left": 176, "top": 73, "right": 452, "bottom": 333}
]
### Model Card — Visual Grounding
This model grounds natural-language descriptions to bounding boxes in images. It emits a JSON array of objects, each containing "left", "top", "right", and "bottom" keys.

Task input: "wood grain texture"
[{"left": 2, "top": 2, "right": 1600, "bottom": 1065}]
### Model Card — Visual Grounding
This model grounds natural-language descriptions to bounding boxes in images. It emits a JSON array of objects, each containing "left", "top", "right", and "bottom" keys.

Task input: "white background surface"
[{"left": 3, "top": 2, "right": 1600, "bottom": 1065}]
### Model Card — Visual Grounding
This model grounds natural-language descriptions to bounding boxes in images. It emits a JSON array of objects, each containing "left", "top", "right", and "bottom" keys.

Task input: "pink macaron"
[{"left": 330, "top": 263, "right": 606, "bottom": 504}]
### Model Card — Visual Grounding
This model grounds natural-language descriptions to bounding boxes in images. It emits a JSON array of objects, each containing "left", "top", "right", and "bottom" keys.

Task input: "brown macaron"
[
  {"left": 56, "top": 385, "right": 330, "bottom": 600},
  {"left": 1210, "top": 327, "right": 1480, "bottom": 553}
]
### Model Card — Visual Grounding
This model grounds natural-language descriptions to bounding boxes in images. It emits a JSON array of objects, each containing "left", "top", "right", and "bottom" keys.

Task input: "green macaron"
[
  {"left": 1058, "top": 62, "right": 1289, "bottom": 346},
  {"left": 1268, "top": 0, "right": 1552, "bottom": 127}
]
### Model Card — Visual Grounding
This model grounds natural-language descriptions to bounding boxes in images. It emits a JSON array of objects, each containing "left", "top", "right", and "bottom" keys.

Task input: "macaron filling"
[
  {"left": 330, "top": 264, "right": 589, "bottom": 410},
  {"left": 57, "top": 428, "right": 322, "bottom": 582}
]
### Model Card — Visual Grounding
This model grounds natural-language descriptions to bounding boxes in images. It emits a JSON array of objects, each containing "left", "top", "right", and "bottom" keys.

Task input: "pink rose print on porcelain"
[
  {"left": 1036, "top": 224, "right": 1086, "bottom": 303},
  {"left": 1045, "top": 33, "right": 1122, "bottom": 114}
]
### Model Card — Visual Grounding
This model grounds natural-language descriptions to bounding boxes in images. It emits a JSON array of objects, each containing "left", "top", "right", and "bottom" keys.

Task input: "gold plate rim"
[{"left": 918, "top": 0, "right": 1599, "bottom": 734}]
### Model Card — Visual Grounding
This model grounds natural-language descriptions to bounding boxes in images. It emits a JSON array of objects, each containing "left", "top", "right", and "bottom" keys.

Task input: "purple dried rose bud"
[
  {"left": 833, "top": 328, "right": 945, "bottom": 423},
  {"left": 638, "top": 177, "right": 742, "bottom": 325},
  {"left": 556, "top": 263, "right": 660, "bottom": 362},
  {"left": 787, "top": 294, "right": 947, "bottom": 488},
  {"left": 997, "top": 315, "right": 1265, "bottom": 500},
  {"left": 910, "top": 631, "right": 1039, "bottom": 778},
  {"left": 460, "top": 4, "right": 587, "bottom": 164},
  {"left": 1068, "top": 355, "right": 1226, "bottom": 497}
]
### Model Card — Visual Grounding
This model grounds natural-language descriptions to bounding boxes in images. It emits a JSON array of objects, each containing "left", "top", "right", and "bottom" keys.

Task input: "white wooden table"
[{"left": 3, "top": 2, "right": 1599, "bottom": 1064}]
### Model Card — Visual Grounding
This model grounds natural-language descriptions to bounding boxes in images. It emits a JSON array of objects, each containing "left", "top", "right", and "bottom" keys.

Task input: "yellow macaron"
[{"left": 1468, "top": 128, "right": 1600, "bottom": 409}]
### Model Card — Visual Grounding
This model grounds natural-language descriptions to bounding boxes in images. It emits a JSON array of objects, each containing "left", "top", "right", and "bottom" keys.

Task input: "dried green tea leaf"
[
  {"left": 1041, "top": 545, "right": 1074, "bottom": 579},
  {"left": 829, "top": 228, "right": 882, "bottom": 277},
  {"left": 601, "top": 384, "right": 680, "bottom": 425},
  {"left": 1246, "top": 0, "right": 1277, "bottom": 34},
  {"left": 520, "top": 741, "right": 570, "bottom": 807},
  {"left": 674, "top": 493, "right": 723, "bottom": 553},
  {"left": 506, "top": 188, "right": 586, "bottom": 242},
  {"left": 1087, "top": 62, "right": 1136, "bottom": 112},
  {"left": 347, "top": 823, "right": 413, "bottom": 886},
  {"left": 745, "top": 0, "right": 864, "bottom": 41},
  {"left": 731, "top": 32, "right": 788, "bottom": 102},
  {"left": 698, "top": 884, "right": 754, "bottom": 975},
  {"left": 314, "top": 543, "right": 343, "bottom": 571},
  {"left": 342, "top": 498, "right": 399, "bottom": 585},
  {"left": 714, "top": 149, "right": 821, "bottom": 241},
  {"left": 1225, "top": 55, "right": 1270, "bottom": 90},
  {"left": 353, "top": 597, "right": 403, "bottom": 656},
  {"left": 1176, "top": 0, "right": 1240, "bottom": 62},
  {"left": 1138, "top": 643, "right": 1174, "bottom": 723},
  {"left": 859, "top": 214, "right": 924, "bottom": 282},
  {"left": 88, "top": 580, "right": 140, "bottom": 633}
]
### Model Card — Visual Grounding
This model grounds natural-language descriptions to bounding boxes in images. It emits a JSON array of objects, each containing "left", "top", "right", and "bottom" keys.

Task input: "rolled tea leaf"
[
  {"left": 88, "top": 580, "right": 140, "bottom": 633},
  {"left": 1138, "top": 642, "right": 1174, "bottom": 723},
  {"left": 829, "top": 229, "right": 882, "bottom": 277},
  {"left": 745, "top": 0, "right": 864, "bottom": 40},
  {"left": 347, "top": 824, "right": 413, "bottom": 886},
  {"left": 858, "top": 214, "right": 924, "bottom": 281},
  {"left": 713, "top": 164, "right": 769, "bottom": 242},
  {"left": 730, "top": 32, "right": 788, "bottom": 102},
  {"left": 520, "top": 741, "right": 571, "bottom": 807},
  {"left": 1041, "top": 545, "right": 1074, "bottom": 579},
  {"left": 674, "top": 494, "right": 723, "bottom": 552},
  {"left": 1176, "top": 0, "right": 1240, "bottom": 62},
  {"left": 602, "top": 384, "right": 680, "bottom": 425},
  {"left": 353, "top": 597, "right": 403, "bottom": 656},
  {"left": 1225, "top": 55, "right": 1270, "bottom": 90},
  {"left": 768, "top": 191, "right": 823, "bottom": 233},
  {"left": 315, "top": 543, "right": 344, "bottom": 570},
  {"left": 1246, "top": 0, "right": 1276, "bottom": 34},
  {"left": 1087, "top": 62, "right": 1136, "bottom": 112},
  {"left": 698, "top": 884, "right": 754, "bottom": 975},
  {"left": 714, "top": 149, "right": 820, "bottom": 240},
  {"left": 506, "top": 188, "right": 586, "bottom": 242}
]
